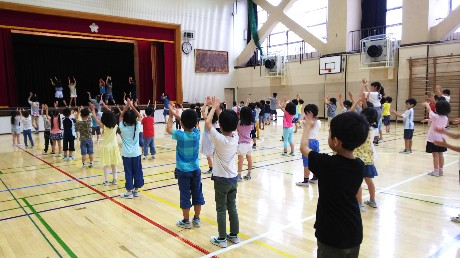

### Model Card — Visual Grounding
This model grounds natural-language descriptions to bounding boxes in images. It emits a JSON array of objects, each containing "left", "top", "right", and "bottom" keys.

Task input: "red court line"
[{"left": 19, "top": 147, "right": 215, "bottom": 257}]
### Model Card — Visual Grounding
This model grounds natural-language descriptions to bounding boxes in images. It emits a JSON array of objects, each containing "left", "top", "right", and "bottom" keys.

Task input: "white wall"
[{"left": 1, "top": 0, "right": 247, "bottom": 103}]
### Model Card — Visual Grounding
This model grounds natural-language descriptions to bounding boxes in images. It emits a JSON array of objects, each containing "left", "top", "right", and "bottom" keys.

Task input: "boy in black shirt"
[
  {"left": 300, "top": 111, "right": 369, "bottom": 258},
  {"left": 62, "top": 108, "right": 76, "bottom": 161}
]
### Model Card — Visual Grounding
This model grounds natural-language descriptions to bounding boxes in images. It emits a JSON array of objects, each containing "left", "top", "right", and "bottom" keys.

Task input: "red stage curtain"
[
  {"left": 155, "top": 43, "right": 165, "bottom": 102},
  {"left": 0, "top": 28, "right": 16, "bottom": 107},
  {"left": 164, "top": 43, "right": 176, "bottom": 101},
  {"left": 137, "top": 41, "right": 153, "bottom": 103}
]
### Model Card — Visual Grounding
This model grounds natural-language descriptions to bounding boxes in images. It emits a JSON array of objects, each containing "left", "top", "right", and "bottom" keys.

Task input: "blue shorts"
[
  {"left": 139, "top": 132, "right": 144, "bottom": 147},
  {"left": 302, "top": 139, "right": 319, "bottom": 167},
  {"left": 264, "top": 113, "right": 270, "bottom": 120},
  {"left": 80, "top": 139, "right": 94, "bottom": 155},
  {"left": 383, "top": 115, "right": 390, "bottom": 126},
  {"left": 404, "top": 129, "right": 414, "bottom": 139},
  {"left": 176, "top": 169, "right": 205, "bottom": 209},
  {"left": 163, "top": 109, "right": 170, "bottom": 116},
  {"left": 292, "top": 117, "right": 299, "bottom": 123}
]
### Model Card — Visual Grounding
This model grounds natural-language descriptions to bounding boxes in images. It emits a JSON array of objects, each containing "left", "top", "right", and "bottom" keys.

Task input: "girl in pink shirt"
[
  {"left": 279, "top": 98, "right": 297, "bottom": 156},
  {"left": 424, "top": 100, "right": 451, "bottom": 176},
  {"left": 237, "top": 106, "right": 255, "bottom": 181},
  {"left": 50, "top": 109, "right": 63, "bottom": 156}
]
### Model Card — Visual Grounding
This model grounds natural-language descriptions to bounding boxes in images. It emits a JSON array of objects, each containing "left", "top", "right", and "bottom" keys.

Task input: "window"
[{"left": 386, "top": 0, "right": 402, "bottom": 40}]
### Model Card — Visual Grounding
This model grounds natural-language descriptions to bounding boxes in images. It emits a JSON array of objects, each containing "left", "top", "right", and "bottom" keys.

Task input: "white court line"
[{"left": 200, "top": 160, "right": 459, "bottom": 257}]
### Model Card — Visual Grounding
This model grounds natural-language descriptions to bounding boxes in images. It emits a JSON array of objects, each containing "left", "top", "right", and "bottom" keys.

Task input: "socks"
[
  {"left": 218, "top": 237, "right": 226, "bottom": 240},
  {"left": 303, "top": 177, "right": 309, "bottom": 183},
  {"left": 247, "top": 171, "right": 252, "bottom": 177}
]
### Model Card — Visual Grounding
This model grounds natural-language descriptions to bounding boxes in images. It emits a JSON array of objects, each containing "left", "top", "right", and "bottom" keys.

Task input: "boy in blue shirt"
[{"left": 166, "top": 103, "right": 204, "bottom": 229}]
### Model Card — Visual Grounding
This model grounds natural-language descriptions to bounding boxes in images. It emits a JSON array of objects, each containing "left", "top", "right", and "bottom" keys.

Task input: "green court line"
[
  {"left": 22, "top": 198, "right": 77, "bottom": 258},
  {"left": 0, "top": 178, "right": 62, "bottom": 258}
]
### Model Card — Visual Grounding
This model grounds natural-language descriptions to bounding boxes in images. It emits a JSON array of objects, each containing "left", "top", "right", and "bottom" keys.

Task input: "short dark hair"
[
  {"left": 63, "top": 108, "right": 71, "bottom": 117},
  {"left": 366, "top": 101, "right": 374, "bottom": 107},
  {"left": 255, "top": 102, "right": 261, "bottom": 108},
  {"left": 248, "top": 102, "right": 255, "bottom": 110},
  {"left": 329, "top": 98, "right": 337, "bottom": 105},
  {"left": 239, "top": 106, "right": 254, "bottom": 126},
  {"left": 285, "top": 102, "right": 296, "bottom": 115},
  {"left": 22, "top": 110, "right": 30, "bottom": 118},
  {"left": 386, "top": 96, "right": 393, "bottom": 103},
  {"left": 180, "top": 109, "right": 198, "bottom": 129},
  {"left": 260, "top": 100, "right": 265, "bottom": 105},
  {"left": 190, "top": 103, "right": 196, "bottom": 110},
  {"left": 233, "top": 101, "right": 237, "bottom": 106},
  {"left": 442, "top": 89, "right": 450, "bottom": 95},
  {"left": 145, "top": 107, "right": 154, "bottom": 116},
  {"left": 101, "top": 111, "right": 117, "bottom": 128},
  {"left": 299, "top": 99, "right": 304, "bottom": 104},
  {"left": 80, "top": 108, "right": 90, "bottom": 117},
  {"left": 273, "top": 93, "right": 277, "bottom": 98},
  {"left": 437, "top": 96, "right": 445, "bottom": 101},
  {"left": 304, "top": 104, "right": 319, "bottom": 117},
  {"left": 343, "top": 100, "right": 352, "bottom": 109},
  {"left": 406, "top": 98, "right": 417, "bottom": 107},
  {"left": 219, "top": 110, "right": 238, "bottom": 132},
  {"left": 266, "top": 100, "right": 270, "bottom": 104},
  {"left": 291, "top": 99, "right": 298, "bottom": 105},
  {"left": 330, "top": 112, "right": 369, "bottom": 151},
  {"left": 435, "top": 100, "right": 451, "bottom": 116},
  {"left": 361, "top": 107, "right": 378, "bottom": 128}
]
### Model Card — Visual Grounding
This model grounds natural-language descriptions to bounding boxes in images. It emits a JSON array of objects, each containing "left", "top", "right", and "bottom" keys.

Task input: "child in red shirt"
[{"left": 142, "top": 107, "right": 156, "bottom": 160}]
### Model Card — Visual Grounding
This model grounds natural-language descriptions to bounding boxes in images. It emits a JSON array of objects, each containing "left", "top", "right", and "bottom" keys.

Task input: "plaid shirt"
[{"left": 172, "top": 128, "right": 200, "bottom": 172}]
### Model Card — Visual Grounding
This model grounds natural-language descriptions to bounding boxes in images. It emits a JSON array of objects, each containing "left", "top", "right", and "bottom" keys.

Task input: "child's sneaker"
[
  {"left": 68, "top": 156, "right": 75, "bottom": 161},
  {"left": 203, "top": 169, "right": 212, "bottom": 174},
  {"left": 252, "top": 144, "right": 256, "bottom": 149},
  {"left": 82, "top": 163, "right": 86, "bottom": 169},
  {"left": 281, "top": 152, "right": 288, "bottom": 156},
  {"left": 62, "top": 156, "right": 68, "bottom": 161},
  {"left": 210, "top": 236, "right": 227, "bottom": 248},
  {"left": 51, "top": 152, "right": 56, "bottom": 157},
  {"left": 192, "top": 218, "right": 201, "bottom": 228},
  {"left": 243, "top": 175, "right": 251, "bottom": 180},
  {"left": 359, "top": 203, "right": 366, "bottom": 212},
  {"left": 151, "top": 155, "right": 156, "bottom": 159},
  {"left": 88, "top": 163, "right": 94, "bottom": 168},
  {"left": 133, "top": 190, "right": 140, "bottom": 197},
  {"left": 399, "top": 150, "right": 410, "bottom": 154},
  {"left": 295, "top": 181, "right": 309, "bottom": 186},
  {"left": 309, "top": 176, "right": 318, "bottom": 184},
  {"left": 102, "top": 181, "right": 110, "bottom": 186},
  {"left": 42, "top": 151, "right": 48, "bottom": 155},
  {"left": 439, "top": 169, "right": 444, "bottom": 176},
  {"left": 58, "top": 153, "right": 62, "bottom": 157},
  {"left": 143, "top": 156, "right": 148, "bottom": 160},
  {"left": 365, "top": 200, "right": 378, "bottom": 208},
  {"left": 451, "top": 215, "right": 460, "bottom": 223},
  {"left": 176, "top": 220, "right": 192, "bottom": 229},
  {"left": 120, "top": 192, "right": 133, "bottom": 199},
  {"left": 112, "top": 180, "right": 118, "bottom": 185},
  {"left": 238, "top": 177, "right": 243, "bottom": 182},
  {"left": 428, "top": 171, "right": 440, "bottom": 177},
  {"left": 226, "top": 234, "right": 240, "bottom": 244},
  {"left": 289, "top": 152, "right": 295, "bottom": 156}
]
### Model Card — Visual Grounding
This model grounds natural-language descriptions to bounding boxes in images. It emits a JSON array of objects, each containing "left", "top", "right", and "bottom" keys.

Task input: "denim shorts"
[
  {"left": 176, "top": 169, "right": 205, "bottom": 209},
  {"left": 80, "top": 139, "right": 94, "bottom": 155}
]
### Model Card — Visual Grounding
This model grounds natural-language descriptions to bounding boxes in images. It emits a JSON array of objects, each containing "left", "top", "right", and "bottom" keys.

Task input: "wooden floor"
[{"left": 0, "top": 120, "right": 459, "bottom": 258}]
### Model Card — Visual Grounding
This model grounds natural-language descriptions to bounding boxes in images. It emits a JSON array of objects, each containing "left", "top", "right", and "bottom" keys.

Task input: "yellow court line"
[
  {"left": 140, "top": 190, "right": 295, "bottom": 258},
  {"left": 66, "top": 160, "right": 295, "bottom": 258}
]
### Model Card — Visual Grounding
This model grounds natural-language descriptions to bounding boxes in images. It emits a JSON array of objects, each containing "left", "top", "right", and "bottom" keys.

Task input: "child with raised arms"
[
  {"left": 74, "top": 107, "right": 94, "bottom": 168},
  {"left": 166, "top": 102, "right": 203, "bottom": 228},
  {"left": 90, "top": 102, "right": 122, "bottom": 185},
  {"left": 423, "top": 100, "right": 451, "bottom": 176},
  {"left": 206, "top": 97, "right": 240, "bottom": 248},
  {"left": 300, "top": 111, "right": 368, "bottom": 258},
  {"left": 119, "top": 99, "right": 144, "bottom": 198},
  {"left": 296, "top": 104, "right": 321, "bottom": 186}
]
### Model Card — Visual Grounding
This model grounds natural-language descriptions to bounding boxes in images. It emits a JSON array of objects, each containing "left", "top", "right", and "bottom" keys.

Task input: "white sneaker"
[
  {"left": 226, "top": 234, "right": 240, "bottom": 244},
  {"left": 210, "top": 236, "right": 227, "bottom": 248},
  {"left": 133, "top": 190, "right": 140, "bottom": 197},
  {"left": 295, "top": 181, "right": 309, "bottom": 186},
  {"left": 151, "top": 155, "right": 156, "bottom": 159},
  {"left": 359, "top": 204, "right": 366, "bottom": 212},
  {"left": 112, "top": 180, "right": 118, "bottom": 185},
  {"left": 143, "top": 156, "right": 148, "bottom": 160}
]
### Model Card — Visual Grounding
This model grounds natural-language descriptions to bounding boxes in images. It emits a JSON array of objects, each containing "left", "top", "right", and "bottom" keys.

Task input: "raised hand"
[{"left": 362, "top": 78, "right": 368, "bottom": 85}]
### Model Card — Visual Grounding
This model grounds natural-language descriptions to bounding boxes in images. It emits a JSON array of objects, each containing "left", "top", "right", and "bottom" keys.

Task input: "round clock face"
[{"left": 182, "top": 42, "right": 192, "bottom": 54}]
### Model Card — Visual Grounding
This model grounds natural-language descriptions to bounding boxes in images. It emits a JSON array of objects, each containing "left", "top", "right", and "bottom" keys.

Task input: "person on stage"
[
  {"left": 68, "top": 76, "right": 77, "bottom": 107},
  {"left": 128, "top": 77, "right": 137, "bottom": 101},
  {"left": 50, "top": 76, "right": 67, "bottom": 107},
  {"left": 105, "top": 76, "right": 115, "bottom": 105}
]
